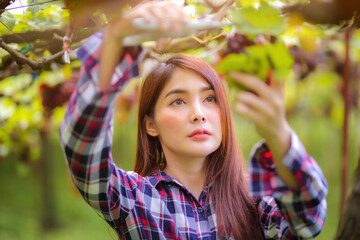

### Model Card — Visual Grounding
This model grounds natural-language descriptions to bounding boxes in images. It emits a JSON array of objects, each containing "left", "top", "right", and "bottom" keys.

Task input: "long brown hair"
[{"left": 135, "top": 54, "right": 264, "bottom": 239}]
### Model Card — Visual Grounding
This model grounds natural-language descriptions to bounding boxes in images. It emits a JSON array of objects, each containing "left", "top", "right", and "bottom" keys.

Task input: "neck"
[{"left": 163, "top": 155, "right": 207, "bottom": 200}]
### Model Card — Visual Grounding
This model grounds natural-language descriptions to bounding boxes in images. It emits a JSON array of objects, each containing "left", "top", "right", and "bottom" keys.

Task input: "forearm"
[
  {"left": 59, "top": 80, "right": 118, "bottom": 221},
  {"left": 250, "top": 131, "right": 328, "bottom": 238},
  {"left": 99, "top": 18, "right": 131, "bottom": 91},
  {"left": 265, "top": 122, "right": 300, "bottom": 191},
  {"left": 60, "top": 27, "right": 143, "bottom": 199},
  {"left": 59, "top": 72, "right": 124, "bottom": 223},
  {"left": 60, "top": 73, "right": 117, "bottom": 179}
]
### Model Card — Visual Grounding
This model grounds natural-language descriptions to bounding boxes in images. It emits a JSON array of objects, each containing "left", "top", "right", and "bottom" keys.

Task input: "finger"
[
  {"left": 161, "top": 7, "right": 178, "bottom": 32},
  {"left": 269, "top": 79, "right": 285, "bottom": 99},
  {"left": 131, "top": 9, "right": 152, "bottom": 23},
  {"left": 162, "top": 4, "right": 188, "bottom": 32},
  {"left": 123, "top": 3, "right": 152, "bottom": 23},
  {"left": 230, "top": 72, "right": 275, "bottom": 102},
  {"left": 236, "top": 91, "right": 274, "bottom": 119},
  {"left": 235, "top": 103, "right": 263, "bottom": 126},
  {"left": 146, "top": 6, "right": 169, "bottom": 31}
]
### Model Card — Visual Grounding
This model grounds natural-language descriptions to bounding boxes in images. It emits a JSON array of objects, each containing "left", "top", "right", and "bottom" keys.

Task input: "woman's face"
[{"left": 145, "top": 68, "right": 222, "bottom": 161}]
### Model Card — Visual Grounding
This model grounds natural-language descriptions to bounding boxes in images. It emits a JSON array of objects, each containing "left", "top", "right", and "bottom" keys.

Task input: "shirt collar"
[
  {"left": 147, "top": 168, "right": 183, "bottom": 188},
  {"left": 147, "top": 168, "right": 213, "bottom": 196}
]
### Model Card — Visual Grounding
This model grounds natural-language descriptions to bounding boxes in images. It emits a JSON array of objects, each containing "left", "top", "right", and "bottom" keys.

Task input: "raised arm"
[
  {"left": 249, "top": 132, "right": 327, "bottom": 239},
  {"left": 99, "top": 1, "right": 188, "bottom": 91},
  {"left": 231, "top": 72, "right": 328, "bottom": 238},
  {"left": 60, "top": 1, "right": 188, "bottom": 229},
  {"left": 59, "top": 28, "right": 143, "bottom": 227}
]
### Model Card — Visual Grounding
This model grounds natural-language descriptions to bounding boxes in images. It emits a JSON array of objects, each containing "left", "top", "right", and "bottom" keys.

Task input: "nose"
[
  {"left": 191, "top": 103, "right": 206, "bottom": 123},
  {"left": 192, "top": 114, "right": 206, "bottom": 123}
]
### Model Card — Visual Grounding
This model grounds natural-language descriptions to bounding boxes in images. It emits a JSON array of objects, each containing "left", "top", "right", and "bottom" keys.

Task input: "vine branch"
[
  {"left": 339, "top": 28, "right": 353, "bottom": 221},
  {"left": 1, "top": 27, "right": 97, "bottom": 44},
  {"left": 0, "top": 0, "right": 13, "bottom": 17},
  {"left": 0, "top": 37, "right": 64, "bottom": 70}
]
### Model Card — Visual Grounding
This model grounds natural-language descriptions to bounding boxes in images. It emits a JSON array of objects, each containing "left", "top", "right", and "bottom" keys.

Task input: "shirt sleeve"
[
  {"left": 59, "top": 29, "right": 144, "bottom": 229},
  {"left": 248, "top": 131, "right": 328, "bottom": 239}
]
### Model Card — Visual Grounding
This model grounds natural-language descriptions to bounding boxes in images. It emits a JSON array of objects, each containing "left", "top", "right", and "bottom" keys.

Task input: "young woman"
[{"left": 60, "top": 2, "right": 327, "bottom": 239}]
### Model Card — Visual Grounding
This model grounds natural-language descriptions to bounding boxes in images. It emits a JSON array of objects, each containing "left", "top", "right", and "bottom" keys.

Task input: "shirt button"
[{"left": 197, "top": 206, "right": 204, "bottom": 213}]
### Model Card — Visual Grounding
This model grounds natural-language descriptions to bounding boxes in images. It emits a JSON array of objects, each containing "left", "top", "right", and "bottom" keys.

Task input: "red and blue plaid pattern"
[{"left": 60, "top": 30, "right": 327, "bottom": 239}]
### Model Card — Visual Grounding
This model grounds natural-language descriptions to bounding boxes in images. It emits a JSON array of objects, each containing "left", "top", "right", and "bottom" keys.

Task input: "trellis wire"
[
  {"left": 0, "top": 19, "right": 27, "bottom": 42},
  {"left": 0, "top": 0, "right": 59, "bottom": 13}
]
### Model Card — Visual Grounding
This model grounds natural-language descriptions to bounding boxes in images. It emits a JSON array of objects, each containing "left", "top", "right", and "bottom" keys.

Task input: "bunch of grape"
[
  {"left": 289, "top": 45, "right": 319, "bottom": 80},
  {"left": 39, "top": 79, "right": 77, "bottom": 115},
  {"left": 221, "top": 33, "right": 254, "bottom": 57}
]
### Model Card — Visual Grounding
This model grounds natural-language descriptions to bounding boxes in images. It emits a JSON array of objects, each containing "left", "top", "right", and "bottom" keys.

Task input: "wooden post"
[
  {"left": 339, "top": 29, "right": 352, "bottom": 220},
  {"left": 39, "top": 115, "right": 58, "bottom": 232},
  {"left": 336, "top": 148, "right": 360, "bottom": 240}
]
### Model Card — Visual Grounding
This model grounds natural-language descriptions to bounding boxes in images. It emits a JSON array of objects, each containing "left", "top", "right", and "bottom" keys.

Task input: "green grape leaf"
[
  {"left": 29, "top": 0, "right": 63, "bottom": 15},
  {"left": 229, "top": 1, "right": 286, "bottom": 36},
  {"left": 267, "top": 42, "right": 294, "bottom": 80},
  {"left": 216, "top": 40, "right": 294, "bottom": 92},
  {"left": 245, "top": 45, "right": 270, "bottom": 80},
  {"left": 216, "top": 53, "right": 248, "bottom": 73},
  {"left": 0, "top": 11, "right": 16, "bottom": 29},
  {"left": 0, "top": 11, "right": 17, "bottom": 34},
  {"left": 35, "top": 11, "right": 46, "bottom": 20},
  {"left": 12, "top": 22, "right": 30, "bottom": 33},
  {"left": 267, "top": 42, "right": 294, "bottom": 69}
]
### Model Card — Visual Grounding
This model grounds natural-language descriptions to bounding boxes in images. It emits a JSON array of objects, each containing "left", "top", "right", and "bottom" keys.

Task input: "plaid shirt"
[{"left": 60, "top": 30, "right": 328, "bottom": 239}]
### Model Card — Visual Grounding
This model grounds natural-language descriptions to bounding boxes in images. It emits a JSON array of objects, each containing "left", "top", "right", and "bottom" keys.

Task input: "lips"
[{"left": 188, "top": 129, "right": 211, "bottom": 139}]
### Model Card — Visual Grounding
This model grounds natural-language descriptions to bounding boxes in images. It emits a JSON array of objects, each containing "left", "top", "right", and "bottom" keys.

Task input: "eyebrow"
[{"left": 165, "top": 86, "right": 213, "bottom": 98}]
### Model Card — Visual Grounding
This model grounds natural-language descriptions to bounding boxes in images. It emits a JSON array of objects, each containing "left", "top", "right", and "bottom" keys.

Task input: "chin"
[{"left": 186, "top": 145, "right": 219, "bottom": 158}]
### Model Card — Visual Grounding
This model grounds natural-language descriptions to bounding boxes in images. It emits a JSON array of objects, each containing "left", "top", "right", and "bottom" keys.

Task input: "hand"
[
  {"left": 231, "top": 72, "right": 299, "bottom": 190},
  {"left": 106, "top": 1, "right": 188, "bottom": 41},
  {"left": 231, "top": 72, "right": 290, "bottom": 145},
  {"left": 99, "top": 1, "right": 188, "bottom": 91}
]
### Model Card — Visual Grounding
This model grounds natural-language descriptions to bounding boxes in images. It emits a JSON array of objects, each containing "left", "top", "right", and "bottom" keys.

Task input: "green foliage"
[
  {"left": 0, "top": 63, "right": 77, "bottom": 161},
  {"left": 28, "top": 0, "right": 64, "bottom": 14},
  {"left": 0, "top": 11, "right": 16, "bottom": 31},
  {"left": 230, "top": 1, "right": 287, "bottom": 35},
  {"left": 0, "top": 73, "right": 43, "bottom": 161},
  {"left": 0, "top": 1, "right": 75, "bottom": 162},
  {"left": 0, "top": 0, "right": 354, "bottom": 165},
  {"left": 216, "top": 41, "right": 293, "bottom": 91},
  {"left": 0, "top": 5, "right": 69, "bottom": 34},
  {"left": 351, "top": 29, "right": 360, "bottom": 61},
  {"left": 298, "top": 71, "right": 343, "bottom": 123}
]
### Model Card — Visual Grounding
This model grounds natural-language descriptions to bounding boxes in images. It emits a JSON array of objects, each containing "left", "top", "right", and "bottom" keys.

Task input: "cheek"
[
  {"left": 207, "top": 107, "right": 222, "bottom": 131},
  {"left": 155, "top": 110, "right": 184, "bottom": 133}
]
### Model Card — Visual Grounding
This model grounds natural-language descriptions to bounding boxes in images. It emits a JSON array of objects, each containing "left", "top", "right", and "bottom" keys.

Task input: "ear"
[{"left": 145, "top": 115, "right": 159, "bottom": 137}]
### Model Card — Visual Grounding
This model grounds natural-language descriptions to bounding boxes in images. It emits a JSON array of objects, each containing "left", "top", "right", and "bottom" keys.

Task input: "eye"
[
  {"left": 205, "top": 95, "right": 216, "bottom": 103},
  {"left": 170, "top": 98, "right": 185, "bottom": 106}
]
